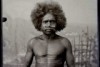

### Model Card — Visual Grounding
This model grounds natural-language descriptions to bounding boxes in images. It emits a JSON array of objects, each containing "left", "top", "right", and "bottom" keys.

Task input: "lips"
[
  {"left": 45, "top": 29, "right": 52, "bottom": 31},
  {"left": 44, "top": 28, "right": 55, "bottom": 32}
]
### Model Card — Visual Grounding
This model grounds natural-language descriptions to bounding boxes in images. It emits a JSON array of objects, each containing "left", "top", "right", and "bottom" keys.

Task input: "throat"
[{"left": 42, "top": 33, "right": 57, "bottom": 40}]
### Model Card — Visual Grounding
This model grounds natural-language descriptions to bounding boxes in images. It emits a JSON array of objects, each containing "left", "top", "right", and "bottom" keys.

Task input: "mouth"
[
  {"left": 45, "top": 29, "right": 52, "bottom": 31},
  {"left": 44, "top": 28, "right": 56, "bottom": 32}
]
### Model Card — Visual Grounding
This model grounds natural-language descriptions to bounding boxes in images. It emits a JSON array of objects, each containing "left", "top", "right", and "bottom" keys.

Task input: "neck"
[{"left": 42, "top": 33, "right": 56, "bottom": 40}]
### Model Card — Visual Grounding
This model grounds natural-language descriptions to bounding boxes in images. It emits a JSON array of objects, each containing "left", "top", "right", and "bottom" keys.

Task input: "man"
[{"left": 24, "top": 1, "right": 75, "bottom": 67}]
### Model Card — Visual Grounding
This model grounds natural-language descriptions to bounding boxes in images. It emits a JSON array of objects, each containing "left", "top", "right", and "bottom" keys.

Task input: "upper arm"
[
  {"left": 25, "top": 39, "right": 34, "bottom": 67},
  {"left": 65, "top": 39, "right": 75, "bottom": 67}
]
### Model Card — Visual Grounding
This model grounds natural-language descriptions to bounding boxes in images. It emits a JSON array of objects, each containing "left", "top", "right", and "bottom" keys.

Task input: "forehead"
[{"left": 42, "top": 13, "right": 55, "bottom": 21}]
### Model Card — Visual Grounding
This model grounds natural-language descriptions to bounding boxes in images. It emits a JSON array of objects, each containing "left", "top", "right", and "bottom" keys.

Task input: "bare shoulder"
[
  {"left": 59, "top": 36, "right": 72, "bottom": 48},
  {"left": 27, "top": 35, "right": 42, "bottom": 47}
]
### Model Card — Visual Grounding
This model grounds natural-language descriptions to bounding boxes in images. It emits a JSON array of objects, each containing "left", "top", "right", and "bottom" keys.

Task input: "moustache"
[{"left": 45, "top": 28, "right": 56, "bottom": 31}]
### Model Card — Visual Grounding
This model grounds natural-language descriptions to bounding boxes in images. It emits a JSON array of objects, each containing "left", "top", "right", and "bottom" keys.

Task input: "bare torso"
[
  {"left": 31, "top": 35, "right": 67, "bottom": 67},
  {"left": 25, "top": 34, "right": 74, "bottom": 67}
]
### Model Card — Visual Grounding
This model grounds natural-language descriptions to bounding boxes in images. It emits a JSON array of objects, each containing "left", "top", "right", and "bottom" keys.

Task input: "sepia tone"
[{"left": 2, "top": 0, "right": 98, "bottom": 67}]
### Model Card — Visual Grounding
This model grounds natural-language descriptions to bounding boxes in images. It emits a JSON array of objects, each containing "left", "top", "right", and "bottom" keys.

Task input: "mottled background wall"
[{"left": 2, "top": 0, "right": 98, "bottom": 67}]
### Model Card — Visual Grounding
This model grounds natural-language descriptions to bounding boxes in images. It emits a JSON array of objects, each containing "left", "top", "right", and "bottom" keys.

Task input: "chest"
[{"left": 33, "top": 40, "right": 66, "bottom": 56}]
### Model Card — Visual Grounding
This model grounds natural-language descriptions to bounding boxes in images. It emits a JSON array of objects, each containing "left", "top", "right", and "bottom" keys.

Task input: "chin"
[
  {"left": 44, "top": 30, "right": 55, "bottom": 35},
  {"left": 45, "top": 31, "right": 52, "bottom": 35}
]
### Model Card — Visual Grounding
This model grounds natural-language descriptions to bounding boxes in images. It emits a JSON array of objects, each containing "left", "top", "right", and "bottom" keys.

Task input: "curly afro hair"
[{"left": 31, "top": 1, "right": 67, "bottom": 31}]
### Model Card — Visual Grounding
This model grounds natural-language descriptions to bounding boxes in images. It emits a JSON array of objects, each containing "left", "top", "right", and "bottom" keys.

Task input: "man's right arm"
[{"left": 24, "top": 39, "right": 34, "bottom": 67}]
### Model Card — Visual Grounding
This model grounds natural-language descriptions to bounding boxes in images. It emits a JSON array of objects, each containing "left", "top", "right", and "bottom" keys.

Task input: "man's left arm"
[{"left": 65, "top": 40, "right": 75, "bottom": 67}]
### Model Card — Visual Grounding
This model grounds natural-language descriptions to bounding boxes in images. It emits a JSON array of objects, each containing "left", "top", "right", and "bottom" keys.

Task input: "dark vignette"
[
  {"left": 98, "top": 0, "right": 100, "bottom": 67},
  {"left": 0, "top": 0, "right": 3, "bottom": 67},
  {"left": 0, "top": 0, "right": 99, "bottom": 67}
]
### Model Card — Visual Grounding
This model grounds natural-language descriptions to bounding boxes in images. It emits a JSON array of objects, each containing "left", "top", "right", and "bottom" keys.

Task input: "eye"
[
  {"left": 43, "top": 20, "right": 48, "bottom": 23},
  {"left": 50, "top": 20, "right": 56, "bottom": 24}
]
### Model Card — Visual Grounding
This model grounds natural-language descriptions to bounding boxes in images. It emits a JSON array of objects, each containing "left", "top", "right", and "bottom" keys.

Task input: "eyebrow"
[{"left": 43, "top": 20, "right": 56, "bottom": 22}]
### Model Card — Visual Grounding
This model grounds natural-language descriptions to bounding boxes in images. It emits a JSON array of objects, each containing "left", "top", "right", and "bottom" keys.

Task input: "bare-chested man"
[{"left": 24, "top": 1, "right": 75, "bottom": 67}]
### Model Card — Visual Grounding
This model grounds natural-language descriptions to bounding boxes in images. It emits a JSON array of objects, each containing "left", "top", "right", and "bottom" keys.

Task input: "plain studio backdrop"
[{"left": 2, "top": 0, "right": 98, "bottom": 67}]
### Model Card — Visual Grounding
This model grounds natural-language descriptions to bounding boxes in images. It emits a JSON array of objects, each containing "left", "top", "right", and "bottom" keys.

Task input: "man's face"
[{"left": 41, "top": 13, "right": 56, "bottom": 35}]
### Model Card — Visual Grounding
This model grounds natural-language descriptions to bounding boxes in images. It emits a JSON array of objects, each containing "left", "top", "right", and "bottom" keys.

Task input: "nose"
[{"left": 46, "top": 21, "right": 51, "bottom": 27}]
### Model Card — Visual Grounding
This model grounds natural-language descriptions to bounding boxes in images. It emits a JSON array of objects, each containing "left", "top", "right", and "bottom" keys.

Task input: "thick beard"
[{"left": 43, "top": 29, "right": 56, "bottom": 35}]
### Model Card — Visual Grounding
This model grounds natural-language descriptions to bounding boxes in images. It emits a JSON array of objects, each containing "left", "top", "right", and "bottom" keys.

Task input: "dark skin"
[{"left": 24, "top": 13, "right": 75, "bottom": 67}]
